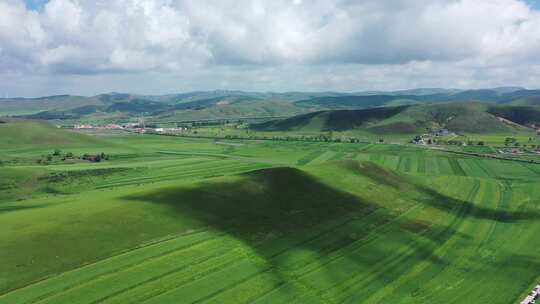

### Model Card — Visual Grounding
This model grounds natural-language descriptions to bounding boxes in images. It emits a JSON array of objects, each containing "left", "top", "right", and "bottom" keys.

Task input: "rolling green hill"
[
  {"left": 253, "top": 103, "right": 533, "bottom": 134},
  {"left": 0, "top": 95, "right": 102, "bottom": 116},
  {"left": 509, "top": 96, "right": 540, "bottom": 106},
  {"left": 294, "top": 95, "right": 413, "bottom": 109},
  {"left": 253, "top": 106, "right": 410, "bottom": 132},
  {"left": 153, "top": 98, "right": 304, "bottom": 122},
  {"left": 0, "top": 119, "right": 104, "bottom": 149}
]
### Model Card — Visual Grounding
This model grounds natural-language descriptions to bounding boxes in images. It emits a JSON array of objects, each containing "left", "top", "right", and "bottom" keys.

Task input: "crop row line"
[
  {"left": 92, "top": 242, "right": 244, "bottom": 304},
  {"left": 0, "top": 230, "right": 215, "bottom": 303},
  {"left": 32, "top": 234, "right": 223, "bottom": 304}
]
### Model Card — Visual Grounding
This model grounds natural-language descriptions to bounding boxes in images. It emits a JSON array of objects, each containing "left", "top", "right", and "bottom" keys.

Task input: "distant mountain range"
[{"left": 1, "top": 88, "right": 539, "bottom": 125}]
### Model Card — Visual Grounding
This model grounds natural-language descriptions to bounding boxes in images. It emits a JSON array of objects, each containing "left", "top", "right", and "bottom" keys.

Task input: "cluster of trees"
[
  {"left": 503, "top": 137, "right": 539, "bottom": 149},
  {"left": 82, "top": 152, "right": 109, "bottom": 162},
  {"left": 222, "top": 133, "right": 370, "bottom": 144},
  {"left": 438, "top": 139, "right": 482, "bottom": 146},
  {"left": 189, "top": 120, "right": 234, "bottom": 127},
  {"left": 158, "top": 128, "right": 384, "bottom": 144},
  {"left": 189, "top": 119, "right": 245, "bottom": 127},
  {"left": 414, "top": 138, "right": 485, "bottom": 146},
  {"left": 504, "top": 137, "right": 518, "bottom": 146},
  {"left": 466, "top": 140, "right": 484, "bottom": 146},
  {"left": 38, "top": 150, "right": 109, "bottom": 164},
  {"left": 39, "top": 149, "right": 69, "bottom": 162}
]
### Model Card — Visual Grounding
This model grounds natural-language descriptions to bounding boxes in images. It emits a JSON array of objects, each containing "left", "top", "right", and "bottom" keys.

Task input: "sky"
[{"left": 1, "top": 0, "right": 540, "bottom": 97}]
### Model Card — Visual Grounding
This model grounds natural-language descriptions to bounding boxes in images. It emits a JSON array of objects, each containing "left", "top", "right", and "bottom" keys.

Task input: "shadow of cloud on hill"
[
  {"left": 125, "top": 167, "right": 377, "bottom": 252},
  {"left": 122, "top": 166, "right": 466, "bottom": 298}
]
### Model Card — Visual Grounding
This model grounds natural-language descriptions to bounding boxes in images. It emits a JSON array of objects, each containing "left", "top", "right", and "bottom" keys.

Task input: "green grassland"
[{"left": 1, "top": 119, "right": 540, "bottom": 303}]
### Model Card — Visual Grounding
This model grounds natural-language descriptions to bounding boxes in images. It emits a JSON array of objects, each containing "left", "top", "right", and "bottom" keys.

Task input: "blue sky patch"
[{"left": 25, "top": 0, "right": 49, "bottom": 11}]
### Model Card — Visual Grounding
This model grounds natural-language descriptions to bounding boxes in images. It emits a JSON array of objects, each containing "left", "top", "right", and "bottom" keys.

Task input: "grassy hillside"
[
  {"left": 0, "top": 119, "right": 104, "bottom": 149},
  {"left": 395, "top": 103, "right": 516, "bottom": 133},
  {"left": 0, "top": 95, "right": 101, "bottom": 116},
  {"left": 253, "top": 103, "right": 533, "bottom": 134},
  {"left": 253, "top": 106, "right": 410, "bottom": 132},
  {"left": 510, "top": 96, "right": 540, "bottom": 106},
  {"left": 152, "top": 98, "right": 305, "bottom": 122},
  {"left": 294, "top": 95, "right": 414, "bottom": 109}
]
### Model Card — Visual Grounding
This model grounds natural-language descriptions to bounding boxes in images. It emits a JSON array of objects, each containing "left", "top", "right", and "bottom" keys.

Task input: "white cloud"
[{"left": 1, "top": 0, "right": 540, "bottom": 96}]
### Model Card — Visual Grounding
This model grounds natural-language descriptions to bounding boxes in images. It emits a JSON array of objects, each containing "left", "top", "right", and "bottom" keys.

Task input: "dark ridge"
[
  {"left": 21, "top": 111, "right": 80, "bottom": 120},
  {"left": 106, "top": 99, "right": 169, "bottom": 114},
  {"left": 251, "top": 110, "right": 323, "bottom": 131},
  {"left": 173, "top": 96, "right": 262, "bottom": 111},
  {"left": 487, "top": 106, "right": 540, "bottom": 125},
  {"left": 294, "top": 95, "right": 409, "bottom": 108},
  {"left": 70, "top": 105, "right": 104, "bottom": 115},
  {"left": 368, "top": 122, "right": 419, "bottom": 134},
  {"left": 252, "top": 105, "right": 410, "bottom": 131},
  {"left": 98, "top": 93, "right": 132, "bottom": 103},
  {"left": 322, "top": 106, "right": 410, "bottom": 131}
]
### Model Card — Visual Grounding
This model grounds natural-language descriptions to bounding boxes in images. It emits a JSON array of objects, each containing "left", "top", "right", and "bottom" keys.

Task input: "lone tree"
[{"left": 53, "top": 149, "right": 62, "bottom": 156}]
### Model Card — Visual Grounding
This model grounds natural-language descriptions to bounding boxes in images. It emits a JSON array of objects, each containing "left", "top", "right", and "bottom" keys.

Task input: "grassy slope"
[
  {"left": 253, "top": 102, "right": 532, "bottom": 134},
  {"left": 0, "top": 96, "right": 101, "bottom": 116},
  {"left": 152, "top": 99, "right": 305, "bottom": 122},
  {"left": 0, "top": 119, "right": 117, "bottom": 202},
  {"left": 0, "top": 131, "right": 540, "bottom": 303},
  {"left": 253, "top": 106, "right": 410, "bottom": 132},
  {"left": 0, "top": 119, "right": 104, "bottom": 149},
  {"left": 388, "top": 102, "right": 516, "bottom": 133},
  {"left": 510, "top": 96, "right": 540, "bottom": 106}
]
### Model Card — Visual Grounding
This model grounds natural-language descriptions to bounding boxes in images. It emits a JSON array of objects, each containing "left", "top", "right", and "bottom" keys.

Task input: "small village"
[
  {"left": 410, "top": 128, "right": 540, "bottom": 156},
  {"left": 73, "top": 123, "right": 186, "bottom": 134}
]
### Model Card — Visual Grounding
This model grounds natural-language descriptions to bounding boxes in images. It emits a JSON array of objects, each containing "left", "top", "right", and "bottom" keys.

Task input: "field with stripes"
[{"left": 1, "top": 127, "right": 540, "bottom": 303}]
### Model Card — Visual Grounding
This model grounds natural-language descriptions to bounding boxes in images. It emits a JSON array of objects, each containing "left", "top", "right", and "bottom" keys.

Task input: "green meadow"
[{"left": 1, "top": 119, "right": 540, "bottom": 303}]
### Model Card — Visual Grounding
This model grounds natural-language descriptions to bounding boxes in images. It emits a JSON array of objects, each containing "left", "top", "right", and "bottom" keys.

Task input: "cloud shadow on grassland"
[{"left": 122, "top": 164, "right": 471, "bottom": 298}]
